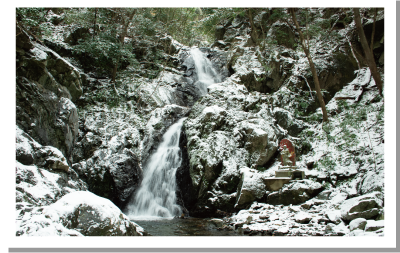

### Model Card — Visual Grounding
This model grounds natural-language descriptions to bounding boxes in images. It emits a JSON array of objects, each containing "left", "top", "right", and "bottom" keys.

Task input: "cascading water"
[
  {"left": 126, "top": 48, "right": 220, "bottom": 220},
  {"left": 190, "top": 48, "right": 221, "bottom": 95},
  {"left": 126, "top": 118, "right": 186, "bottom": 219}
]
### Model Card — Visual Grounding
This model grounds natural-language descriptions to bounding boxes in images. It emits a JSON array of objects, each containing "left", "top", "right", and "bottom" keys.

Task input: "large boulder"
[
  {"left": 72, "top": 148, "right": 141, "bottom": 209},
  {"left": 16, "top": 191, "right": 145, "bottom": 236},
  {"left": 267, "top": 180, "right": 324, "bottom": 205},
  {"left": 340, "top": 192, "right": 383, "bottom": 221},
  {"left": 233, "top": 118, "right": 279, "bottom": 166},
  {"left": 349, "top": 218, "right": 368, "bottom": 231},
  {"left": 235, "top": 167, "right": 266, "bottom": 209},
  {"left": 358, "top": 170, "right": 385, "bottom": 195}
]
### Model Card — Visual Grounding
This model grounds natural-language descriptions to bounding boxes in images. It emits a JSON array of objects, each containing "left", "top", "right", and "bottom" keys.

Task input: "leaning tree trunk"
[
  {"left": 353, "top": 8, "right": 383, "bottom": 96},
  {"left": 248, "top": 8, "right": 259, "bottom": 45},
  {"left": 289, "top": 8, "right": 329, "bottom": 122}
]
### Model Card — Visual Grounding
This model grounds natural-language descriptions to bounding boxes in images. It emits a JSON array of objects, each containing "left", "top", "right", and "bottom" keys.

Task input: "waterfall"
[
  {"left": 190, "top": 48, "right": 221, "bottom": 95},
  {"left": 126, "top": 49, "right": 220, "bottom": 220},
  {"left": 126, "top": 118, "right": 186, "bottom": 219}
]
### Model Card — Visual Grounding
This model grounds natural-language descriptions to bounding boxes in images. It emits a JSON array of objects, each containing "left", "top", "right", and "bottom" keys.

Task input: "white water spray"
[
  {"left": 190, "top": 48, "right": 221, "bottom": 95},
  {"left": 126, "top": 118, "right": 186, "bottom": 219}
]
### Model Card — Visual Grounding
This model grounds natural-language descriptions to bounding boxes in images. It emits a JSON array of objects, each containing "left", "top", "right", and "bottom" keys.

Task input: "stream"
[{"left": 131, "top": 217, "right": 240, "bottom": 236}]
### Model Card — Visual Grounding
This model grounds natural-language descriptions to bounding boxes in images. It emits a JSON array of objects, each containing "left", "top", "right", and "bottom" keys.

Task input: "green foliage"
[
  {"left": 269, "top": 8, "right": 289, "bottom": 23},
  {"left": 16, "top": 8, "right": 52, "bottom": 38},
  {"left": 153, "top": 122, "right": 164, "bottom": 130},
  {"left": 106, "top": 90, "right": 121, "bottom": 108},
  {"left": 74, "top": 34, "right": 139, "bottom": 71},
  {"left": 316, "top": 156, "right": 335, "bottom": 171},
  {"left": 194, "top": 8, "right": 243, "bottom": 44},
  {"left": 256, "top": 166, "right": 267, "bottom": 172}
]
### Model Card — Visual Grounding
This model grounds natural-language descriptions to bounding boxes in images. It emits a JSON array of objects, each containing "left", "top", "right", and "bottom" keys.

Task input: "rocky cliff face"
[{"left": 175, "top": 9, "right": 385, "bottom": 237}]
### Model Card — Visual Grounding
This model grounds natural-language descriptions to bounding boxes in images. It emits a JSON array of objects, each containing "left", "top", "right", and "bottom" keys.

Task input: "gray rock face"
[
  {"left": 16, "top": 37, "right": 83, "bottom": 162},
  {"left": 340, "top": 192, "right": 383, "bottom": 221},
  {"left": 141, "top": 105, "right": 190, "bottom": 164},
  {"left": 16, "top": 126, "right": 88, "bottom": 210},
  {"left": 267, "top": 22, "right": 296, "bottom": 49},
  {"left": 16, "top": 77, "right": 79, "bottom": 163},
  {"left": 182, "top": 77, "right": 285, "bottom": 214},
  {"left": 72, "top": 145, "right": 141, "bottom": 209},
  {"left": 267, "top": 180, "right": 324, "bottom": 206},
  {"left": 17, "top": 42, "right": 83, "bottom": 102}
]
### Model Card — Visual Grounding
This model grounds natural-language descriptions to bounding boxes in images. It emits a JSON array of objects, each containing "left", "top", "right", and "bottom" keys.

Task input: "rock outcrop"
[
  {"left": 16, "top": 191, "right": 145, "bottom": 236},
  {"left": 17, "top": 27, "right": 83, "bottom": 162}
]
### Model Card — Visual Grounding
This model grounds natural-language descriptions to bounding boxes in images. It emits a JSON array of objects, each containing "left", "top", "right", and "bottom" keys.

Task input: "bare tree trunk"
[
  {"left": 289, "top": 8, "right": 328, "bottom": 122},
  {"left": 353, "top": 8, "right": 383, "bottom": 96},
  {"left": 370, "top": 8, "right": 377, "bottom": 54},
  {"left": 92, "top": 8, "right": 97, "bottom": 40}
]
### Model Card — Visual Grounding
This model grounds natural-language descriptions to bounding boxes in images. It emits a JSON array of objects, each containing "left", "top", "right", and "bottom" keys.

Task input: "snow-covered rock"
[
  {"left": 182, "top": 75, "right": 283, "bottom": 214},
  {"left": 364, "top": 220, "right": 384, "bottom": 232},
  {"left": 16, "top": 191, "right": 145, "bottom": 236},
  {"left": 325, "top": 221, "right": 350, "bottom": 236},
  {"left": 340, "top": 192, "right": 383, "bottom": 221},
  {"left": 349, "top": 218, "right": 367, "bottom": 231},
  {"left": 267, "top": 180, "right": 324, "bottom": 205},
  {"left": 16, "top": 127, "right": 87, "bottom": 208},
  {"left": 294, "top": 211, "right": 313, "bottom": 224},
  {"left": 235, "top": 167, "right": 266, "bottom": 209},
  {"left": 16, "top": 75, "right": 79, "bottom": 162}
]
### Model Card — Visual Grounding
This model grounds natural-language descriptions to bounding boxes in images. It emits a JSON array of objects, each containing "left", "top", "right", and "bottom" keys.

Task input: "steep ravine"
[{"left": 15, "top": 8, "right": 384, "bottom": 237}]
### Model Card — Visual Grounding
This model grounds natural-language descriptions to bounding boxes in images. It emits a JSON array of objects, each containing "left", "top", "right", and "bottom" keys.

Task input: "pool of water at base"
[{"left": 131, "top": 217, "right": 240, "bottom": 236}]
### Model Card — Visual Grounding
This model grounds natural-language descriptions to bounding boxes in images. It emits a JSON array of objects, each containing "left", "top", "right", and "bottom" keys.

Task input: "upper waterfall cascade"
[{"left": 190, "top": 48, "right": 221, "bottom": 95}]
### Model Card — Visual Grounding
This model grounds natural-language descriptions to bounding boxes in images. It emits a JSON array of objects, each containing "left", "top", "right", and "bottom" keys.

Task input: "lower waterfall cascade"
[{"left": 126, "top": 117, "right": 186, "bottom": 219}]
